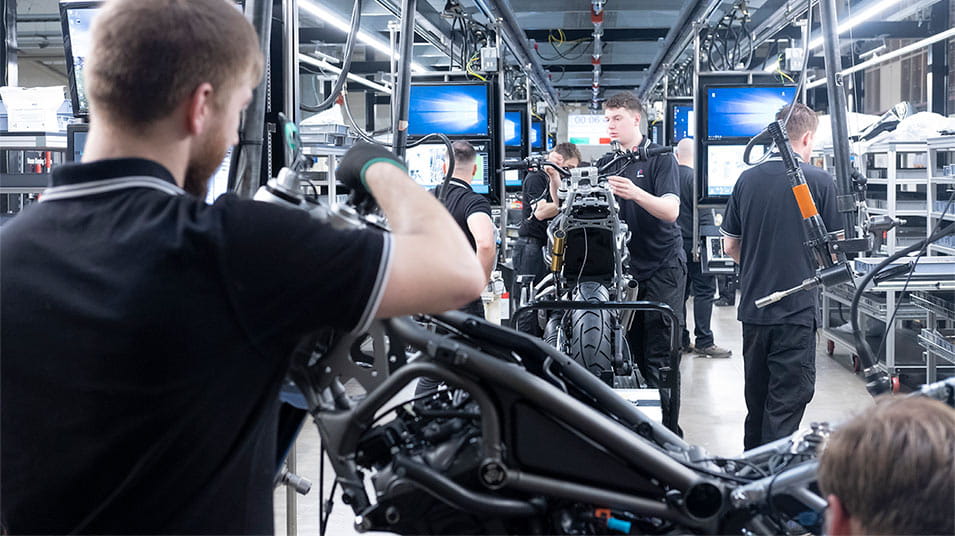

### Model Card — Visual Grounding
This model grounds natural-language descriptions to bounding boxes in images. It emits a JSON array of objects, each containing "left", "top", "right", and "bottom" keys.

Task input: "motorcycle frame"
[{"left": 308, "top": 313, "right": 727, "bottom": 532}]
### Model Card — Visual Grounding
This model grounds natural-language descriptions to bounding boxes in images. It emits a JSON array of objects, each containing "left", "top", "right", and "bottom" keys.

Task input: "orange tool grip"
[{"left": 792, "top": 183, "right": 818, "bottom": 219}]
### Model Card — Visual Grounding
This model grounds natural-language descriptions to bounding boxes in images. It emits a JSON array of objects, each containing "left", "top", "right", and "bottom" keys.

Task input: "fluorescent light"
[
  {"left": 300, "top": 53, "right": 393, "bottom": 94},
  {"left": 300, "top": 0, "right": 428, "bottom": 73},
  {"left": 808, "top": 0, "right": 899, "bottom": 50}
]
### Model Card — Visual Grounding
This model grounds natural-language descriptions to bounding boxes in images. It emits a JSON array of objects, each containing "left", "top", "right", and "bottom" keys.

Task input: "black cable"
[
  {"left": 371, "top": 387, "right": 443, "bottom": 425},
  {"left": 301, "top": 0, "right": 362, "bottom": 113},
  {"left": 872, "top": 187, "right": 955, "bottom": 363}
]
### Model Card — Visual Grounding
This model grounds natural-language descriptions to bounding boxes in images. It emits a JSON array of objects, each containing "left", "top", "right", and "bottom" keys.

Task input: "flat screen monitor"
[
  {"left": 706, "top": 86, "right": 797, "bottom": 140},
  {"left": 408, "top": 83, "right": 490, "bottom": 137},
  {"left": 405, "top": 143, "right": 489, "bottom": 194},
  {"left": 504, "top": 169, "right": 521, "bottom": 188},
  {"left": 60, "top": 2, "right": 102, "bottom": 118},
  {"left": 504, "top": 111, "right": 524, "bottom": 147},
  {"left": 531, "top": 121, "right": 544, "bottom": 151},
  {"left": 670, "top": 103, "right": 694, "bottom": 142},
  {"left": 705, "top": 144, "right": 765, "bottom": 197},
  {"left": 547, "top": 133, "right": 555, "bottom": 151},
  {"left": 205, "top": 148, "right": 233, "bottom": 203},
  {"left": 66, "top": 123, "right": 89, "bottom": 162}
]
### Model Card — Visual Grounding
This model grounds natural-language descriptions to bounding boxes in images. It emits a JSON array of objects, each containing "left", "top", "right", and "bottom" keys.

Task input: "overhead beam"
[
  {"left": 546, "top": 63, "right": 650, "bottom": 72},
  {"left": 768, "top": 21, "right": 935, "bottom": 40},
  {"left": 524, "top": 28, "right": 669, "bottom": 42}
]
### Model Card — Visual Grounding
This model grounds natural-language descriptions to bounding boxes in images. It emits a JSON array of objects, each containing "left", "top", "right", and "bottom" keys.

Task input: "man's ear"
[
  {"left": 801, "top": 130, "right": 813, "bottom": 149},
  {"left": 471, "top": 163, "right": 478, "bottom": 178},
  {"left": 442, "top": 161, "right": 448, "bottom": 174},
  {"left": 825, "top": 494, "right": 853, "bottom": 536},
  {"left": 185, "top": 82, "right": 215, "bottom": 136}
]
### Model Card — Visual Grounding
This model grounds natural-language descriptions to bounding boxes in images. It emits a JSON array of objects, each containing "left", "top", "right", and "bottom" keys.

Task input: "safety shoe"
[
  {"left": 681, "top": 343, "right": 695, "bottom": 354},
  {"left": 694, "top": 344, "right": 732, "bottom": 358}
]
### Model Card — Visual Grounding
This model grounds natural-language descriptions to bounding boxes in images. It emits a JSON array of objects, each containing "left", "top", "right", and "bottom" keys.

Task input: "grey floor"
[{"left": 273, "top": 296, "right": 874, "bottom": 535}]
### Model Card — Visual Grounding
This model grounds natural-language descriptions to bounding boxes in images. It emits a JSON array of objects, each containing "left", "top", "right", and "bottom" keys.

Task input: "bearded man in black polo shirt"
[
  {"left": 597, "top": 92, "right": 686, "bottom": 432},
  {"left": 0, "top": 0, "right": 485, "bottom": 533},
  {"left": 721, "top": 103, "right": 842, "bottom": 449}
]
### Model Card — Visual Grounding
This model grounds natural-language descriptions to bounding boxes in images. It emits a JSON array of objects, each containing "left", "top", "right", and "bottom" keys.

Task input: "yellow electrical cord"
[{"left": 466, "top": 53, "right": 487, "bottom": 81}]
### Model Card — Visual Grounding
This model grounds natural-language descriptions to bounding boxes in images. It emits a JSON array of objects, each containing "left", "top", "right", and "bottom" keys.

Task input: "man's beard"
[{"left": 184, "top": 132, "right": 228, "bottom": 199}]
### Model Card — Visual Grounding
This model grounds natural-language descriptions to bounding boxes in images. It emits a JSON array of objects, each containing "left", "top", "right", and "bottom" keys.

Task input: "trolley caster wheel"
[
  {"left": 826, "top": 339, "right": 835, "bottom": 356},
  {"left": 851, "top": 355, "right": 861, "bottom": 373},
  {"left": 891, "top": 376, "right": 901, "bottom": 393}
]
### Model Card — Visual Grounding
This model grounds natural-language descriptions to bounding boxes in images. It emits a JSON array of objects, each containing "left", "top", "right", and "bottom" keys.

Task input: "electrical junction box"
[
  {"left": 784, "top": 48, "right": 805, "bottom": 72},
  {"left": 480, "top": 47, "right": 499, "bottom": 72}
]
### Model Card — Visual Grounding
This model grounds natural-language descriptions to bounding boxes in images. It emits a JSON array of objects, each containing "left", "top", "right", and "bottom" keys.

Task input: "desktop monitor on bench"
[
  {"left": 705, "top": 85, "right": 797, "bottom": 141},
  {"left": 60, "top": 1, "right": 103, "bottom": 118},
  {"left": 405, "top": 142, "right": 490, "bottom": 195},
  {"left": 504, "top": 110, "right": 524, "bottom": 148},
  {"left": 702, "top": 144, "right": 765, "bottom": 199}
]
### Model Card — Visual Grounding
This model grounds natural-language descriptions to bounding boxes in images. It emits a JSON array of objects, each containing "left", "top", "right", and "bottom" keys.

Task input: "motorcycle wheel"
[{"left": 570, "top": 281, "right": 614, "bottom": 386}]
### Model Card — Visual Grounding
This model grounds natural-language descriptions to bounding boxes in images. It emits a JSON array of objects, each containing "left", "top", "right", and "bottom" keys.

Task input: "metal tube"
[
  {"left": 286, "top": 444, "right": 297, "bottom": 536},
  {"left": 806, "top": 26, "right": 955, "bottom": 88},
  {"left": 818, "top": 0, "right": 857, "bottom": 238},
  {"left": 691, "top": 23, "right": 702, "bottom": 262},
  {"left": 496, "top": 23, "right": 508, "bottom": 258},
  {"left": 639, "top": 0, "right": 713, "bottom": 100},
  {"left": 283, "top": 0, "right": 300, "bottom": 124},
  {"left": 392, "top": 0, "right": 417, "bottom": 158},
  {"left": 233, "top": 0, "right": 272, "bottom": 198}
]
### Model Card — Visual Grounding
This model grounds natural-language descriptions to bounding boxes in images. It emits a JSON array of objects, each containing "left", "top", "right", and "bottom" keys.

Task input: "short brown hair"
[
  {"left": 818, "top": 396, "right": 955, "bottom": 535},
  {"left": 603, "top": 92, "right": 646, "bottom": 118},
  {"left": 86, "top": 0, "right": 263, "bottom": 127},
  {"left": 553, "top": 142, "right": 582, "bottom": 163},
  {"left": 450, "top": 140, "right": 477, "bottom": 168},
  {"left": 775, "top": 103, "right": 819, "bottom": 142}
]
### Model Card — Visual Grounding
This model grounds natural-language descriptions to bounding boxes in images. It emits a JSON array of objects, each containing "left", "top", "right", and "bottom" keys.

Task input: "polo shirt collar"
[
  {"left": 448, "top": 177, "right": 475, "bottom": 190},
  {"left": 52, "top": 158, "right": 177, "bottom": 187}
]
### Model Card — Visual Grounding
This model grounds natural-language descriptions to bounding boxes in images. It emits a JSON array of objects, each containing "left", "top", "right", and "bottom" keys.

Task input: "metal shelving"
[{"left": 926, "top": 136, "right": 955, "bottom": 259}]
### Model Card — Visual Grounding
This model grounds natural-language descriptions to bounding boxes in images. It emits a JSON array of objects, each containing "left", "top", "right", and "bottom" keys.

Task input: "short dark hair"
[
  {"left": 87, "top": 0, "right": 264, "bottom": 128},
  {"left": 450, "top": 140, "right": 477, "bottom": 168},
  {"left": 818, "top": 396, "right": 955, "bottom": 536},
  {"left": 553, "top": 142, "right": 582, "bottom": 163},
  {"left": 775, "top": 103, "right": 819, "bottom": 142},
  {"left": 603, "top": 92, "right": 645, "bottom": 118}
]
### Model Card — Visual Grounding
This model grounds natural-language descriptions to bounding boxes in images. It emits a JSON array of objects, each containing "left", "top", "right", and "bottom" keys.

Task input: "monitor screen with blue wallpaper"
[
  {"left": 504, "top": 111, "right": 524, "bottom": 147},
  {"left": 706, "top": 86, "right": 796, "bottom": 140},
  {"left": 672, "top": 104, "right": 693, "bottom": 141},
  {"left": 408, "top": 84, "right": 490, "bottom": 137},
  {"left": 531, "top": 121, "right": 544, "bottom": 150}
]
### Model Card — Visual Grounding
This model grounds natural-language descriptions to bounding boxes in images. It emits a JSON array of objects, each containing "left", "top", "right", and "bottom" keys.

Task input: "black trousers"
[
  {"left": 741, "top": 323, "right": 817, "bottom": 450},
  {"left": 717, "top": 274, "right": 738, "bottom": 304},
  {"left": 682, "top": 242, "right": 716, "bottom": 348},
  {"left": 626, "top": 262, "right": 686, "bottom": 433},
  {"left": 511, "top": 236, "right": 548, "bottom": 335}
]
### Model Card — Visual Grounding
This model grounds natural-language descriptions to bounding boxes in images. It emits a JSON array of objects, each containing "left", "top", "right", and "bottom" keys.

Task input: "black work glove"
[{"left": 336, "top": 142, "right": 407, "bottom": 204}]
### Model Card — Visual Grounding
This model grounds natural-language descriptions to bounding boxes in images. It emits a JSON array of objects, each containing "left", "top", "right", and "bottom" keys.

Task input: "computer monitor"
[
  {"left": 669, "top": 102, "right": 694, "bottom": 143},
  {"left": 405, "top": 143, "right": 489, "bottom": 194},
  {"left": 704, "top": 144, "right": 765, "bottom": 197},
  {"left": 531, "top": 121, "right": 544, "bottom": 151},
  {"left": 504, "top": 169, "right": 521, "bottom": 189},
  {"left": 66, "top": 123, "right": 89, "bottom": 162},
  {"left": 408, "top": 83, "right": 491, "bottom": 137},
  {"left": 504, "top": 111, "right": 524, "bottom": 147},
  {"left": 205, "top": 148, "right": 233, "bottom": 204},
  {"left": 60, "top": 1, "right": 102, "bottom": 118},
  {"left": 705, "top": 85, "right": 797, "bottom": 140},
  {"left": 546, "top": 133, "right": 555, "bottom": 151}
]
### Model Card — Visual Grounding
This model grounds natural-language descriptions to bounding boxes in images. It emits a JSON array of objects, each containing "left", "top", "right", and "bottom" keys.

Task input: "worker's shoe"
[{"left": 694, "top": 344, "right": 732, "bottom": 359}]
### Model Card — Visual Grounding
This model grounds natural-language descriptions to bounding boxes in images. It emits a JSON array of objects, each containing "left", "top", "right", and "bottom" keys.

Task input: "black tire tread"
[{"left": 569, "top": 282, "right": 614, "bottom": 385}]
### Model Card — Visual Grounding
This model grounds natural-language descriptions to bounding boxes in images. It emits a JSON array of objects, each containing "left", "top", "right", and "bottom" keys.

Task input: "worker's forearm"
[
  {"left": 633, "top": 190, "right": 679, "bottom": 222},
  {"left": 365, "top": 162, "right": 472, "bottom": 256},
  {"left": 534, "top": 201, "right": 559, "bottom": 220},
  {"left": 476, "top": 245, "right": 496, "bottom": 280}
]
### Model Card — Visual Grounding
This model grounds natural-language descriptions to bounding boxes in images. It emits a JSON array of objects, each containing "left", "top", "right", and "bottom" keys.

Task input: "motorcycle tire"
[{"left": 570, "top": 281, "right": 614, "bottom": 386}]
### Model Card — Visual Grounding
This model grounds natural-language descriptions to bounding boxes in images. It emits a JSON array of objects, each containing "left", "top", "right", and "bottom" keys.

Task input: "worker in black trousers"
[
  {"left": 512, "top": 142, "right": 581, "bottom": 335},
  {"left": 597, "top": 92, "right": 685, "bottom": 434},
  {"left": 674, "top": 138, "right": 731, "bottom": 358},
  {"left": 721, "top": 104, "right": 843, "bottom": 449}
]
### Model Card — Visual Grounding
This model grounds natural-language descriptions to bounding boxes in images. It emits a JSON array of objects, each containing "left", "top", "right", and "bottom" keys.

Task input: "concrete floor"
[{"left": 273, "top": 296, "right": 874, "bottom": 535}]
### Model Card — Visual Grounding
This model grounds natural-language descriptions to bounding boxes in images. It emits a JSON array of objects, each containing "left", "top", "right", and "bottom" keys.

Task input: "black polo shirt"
[
  {"left": 0, "top": 158, "right": 390, "bottom": 534},
  {"left": 597, "top": 139, "right": 685, "bottom": 280},
  {"left": 721, "top": 158, "right": 842, "bottom": 327},
  {"left": 434, "top": 177, "right": 492, "bottom": 250},
  {"left": 518, "top": 170, "right": 551, "bottom": 242}
]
